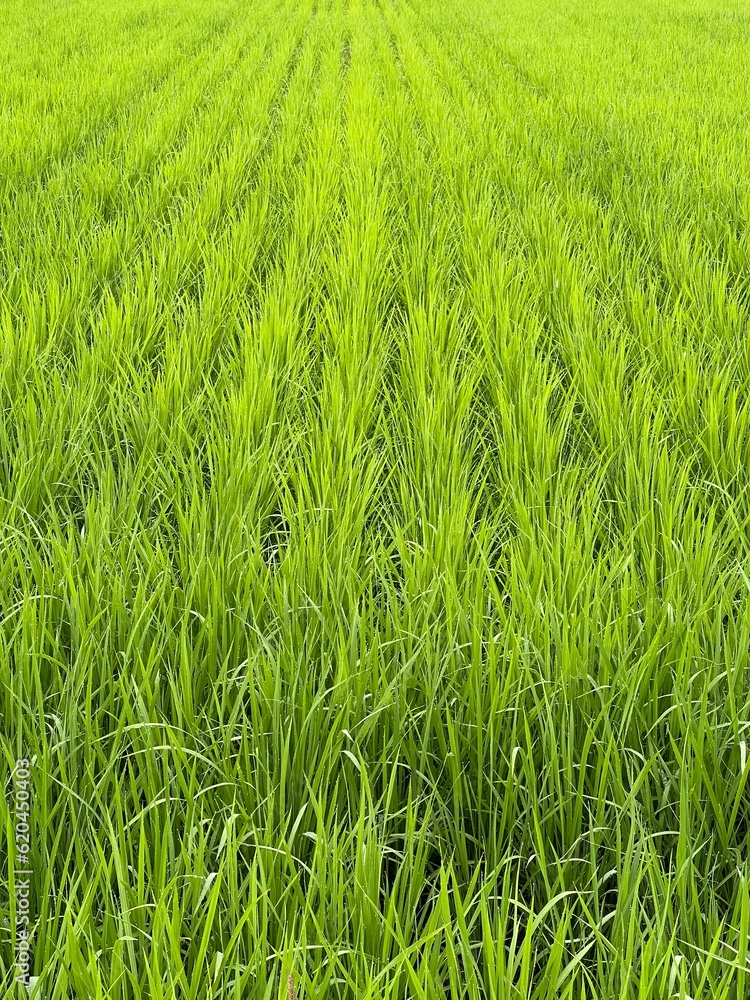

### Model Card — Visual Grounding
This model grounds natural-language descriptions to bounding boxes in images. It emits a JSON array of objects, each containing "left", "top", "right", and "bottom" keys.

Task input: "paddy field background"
[{"left": 1, "top": 0, "right": 750, "bottom": 995}]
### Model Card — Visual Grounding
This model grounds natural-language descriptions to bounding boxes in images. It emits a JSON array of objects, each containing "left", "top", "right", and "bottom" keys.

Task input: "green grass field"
[{"left": 1, "top": 0, "right": 750, "bottom": 995}]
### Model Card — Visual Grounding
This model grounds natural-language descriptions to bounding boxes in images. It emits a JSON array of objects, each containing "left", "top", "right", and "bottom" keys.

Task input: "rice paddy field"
[{"left": 1, "top": 0, "right": 750, "bottom": 995}]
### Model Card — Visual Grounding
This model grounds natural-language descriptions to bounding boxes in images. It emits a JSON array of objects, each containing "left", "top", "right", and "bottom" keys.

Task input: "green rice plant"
[{"left": 1, "top": 0, "right": 749, "bottom": 996}]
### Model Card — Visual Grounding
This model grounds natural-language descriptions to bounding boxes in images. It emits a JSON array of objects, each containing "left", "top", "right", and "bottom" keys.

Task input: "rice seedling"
[{"left": 1, "top": 0, "right": 749, "bottom": 996}]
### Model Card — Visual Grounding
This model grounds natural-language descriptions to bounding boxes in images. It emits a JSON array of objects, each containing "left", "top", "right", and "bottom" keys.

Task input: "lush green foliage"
[{"left": 1, "top": 0, "right": 750, "bottom": 996}]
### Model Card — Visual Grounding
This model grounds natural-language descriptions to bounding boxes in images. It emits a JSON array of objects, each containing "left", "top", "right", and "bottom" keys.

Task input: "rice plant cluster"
[{"left": 1, "top": 0, "right": 749, "bottom": 996}]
